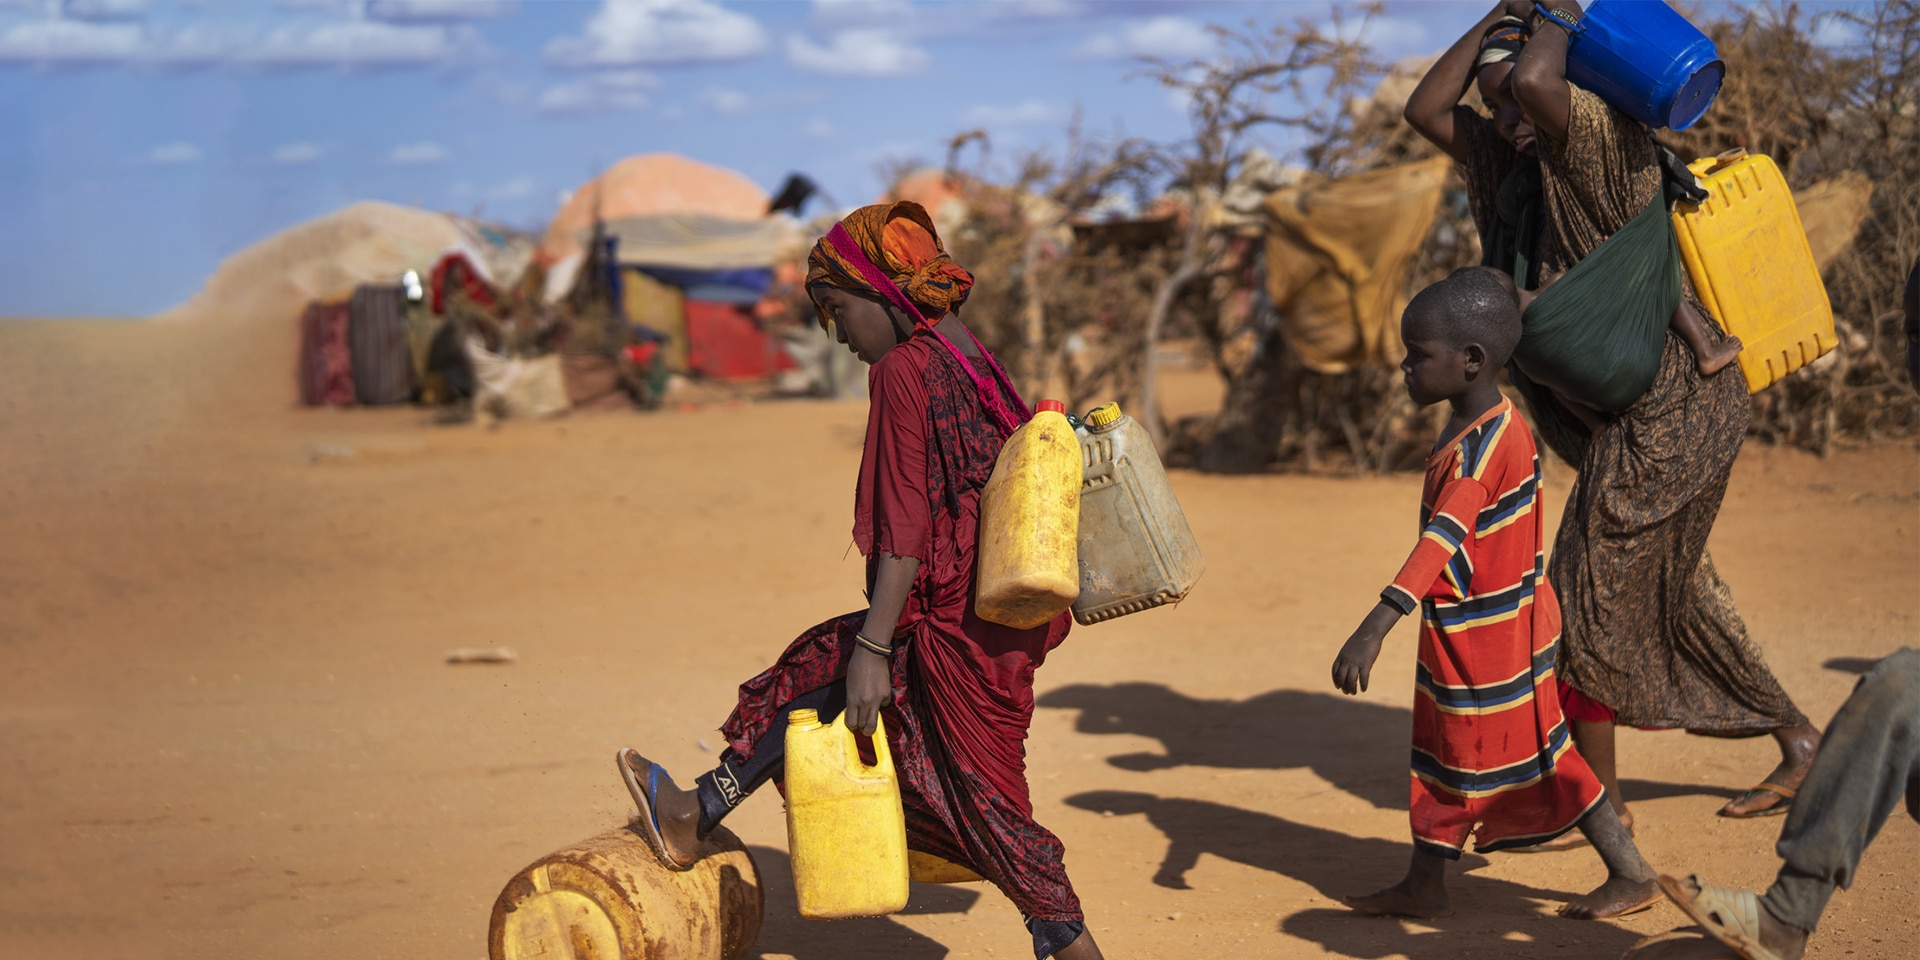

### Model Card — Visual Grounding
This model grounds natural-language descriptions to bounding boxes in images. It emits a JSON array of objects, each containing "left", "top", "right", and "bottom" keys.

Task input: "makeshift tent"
[
  {"left": 1262, "top": 157, "right": 1452, "bottom": 373},
  {"left": 684, "top": 301, "right": 799, "bottom": 380},
  {"left": 542, "top": 153, "right": 773, "bottom": 265}
]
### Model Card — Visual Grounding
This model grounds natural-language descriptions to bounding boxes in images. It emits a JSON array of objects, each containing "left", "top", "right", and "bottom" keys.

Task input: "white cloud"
[
  {"left": 786, "top": 28, "right": 926, "bottom": 76},
  {"left": 273, "top": 141, "right": 323, "bottom": 164},
  {"left": 147, "top": 141, "right": 202, "bottom": 164},
  {"left": 961, "top": 99, "right": 1063, "bottom": 127},
  {"left": 0, "top": 17, "right": 144, "bottom": 66},
  {"left": 365, "top": 0, "right": 517, "bottom": 22},
  {"left": 389, "top": 140, "right": 449, "bottom": 164},
  {"left": 809, "top": 0, "right": 910, "bottom": 26},
  {"left": 65, "top": 0, "right": 150, "bottom": 21},
  {"left": 802, "top": 118, "right": 838, "bottom": 140},
  {"left": 544, "top": 0, "right": 768, "bottom": 68},
  {"left": 1075, "top": 16, "right": 1215, "bottom": 61},
  {"left": 1810, "top": 14, "right": 1865, "bottom": 49},
  {"left": 699, "top": 86, "right": 749, "bottom": 117},
  {"left": 237, "top": 19, "right": 482, "bottom": 69},
  {"left": 487, "top": 176, "right": 538, "bottom": 200},
  {"left": 142, "top": 23, "right": 244, "bottom": 68},
  {"left": 535, "top": 69, "right": 656, "bottom": 114}
]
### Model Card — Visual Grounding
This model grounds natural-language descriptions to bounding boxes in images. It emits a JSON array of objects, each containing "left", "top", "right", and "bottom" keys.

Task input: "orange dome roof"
[{"left": 542, "top": 153, "right": 769, "bottom": 262}]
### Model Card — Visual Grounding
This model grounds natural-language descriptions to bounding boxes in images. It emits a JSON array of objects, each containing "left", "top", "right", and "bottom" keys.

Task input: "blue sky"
[{"left": 0, "top": 0, "right": 1847, "bottom": 317}]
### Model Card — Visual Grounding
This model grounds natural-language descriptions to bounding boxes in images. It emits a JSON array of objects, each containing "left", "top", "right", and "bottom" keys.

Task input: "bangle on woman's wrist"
[
  {"left": 1531, "top": 2, "right": 1581, "bottom": 33},
  {"left": 855, "top": 632, "right": 894, "bottom": 657}
]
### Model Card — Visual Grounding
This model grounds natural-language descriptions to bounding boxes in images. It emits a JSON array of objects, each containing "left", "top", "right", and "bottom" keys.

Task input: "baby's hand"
[{"left": 1332, "top": 602, "right": 1402, "bottom": 695}]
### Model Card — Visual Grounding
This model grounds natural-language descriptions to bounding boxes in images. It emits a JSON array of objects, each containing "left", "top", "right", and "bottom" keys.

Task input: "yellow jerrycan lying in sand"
[
  {"left": 1071, "top": 402, "right": 1206, "bottom": 625},
  {"left": 489, "top": 823, "right": 763, "bottom": 960},
  {"left": 975, "top": 399, "right": 1082, "bottom": 630},
  {"left": 1671, "top": 148, "right": 1837, "bottom": 393},
  {"left": 785, "top": 709, "right": 909, "bottom": 919}
]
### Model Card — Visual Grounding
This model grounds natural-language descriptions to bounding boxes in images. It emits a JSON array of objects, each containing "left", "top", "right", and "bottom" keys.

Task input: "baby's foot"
[{"left": 1697, "top": 334, "right": 1743, "bottom": 377}]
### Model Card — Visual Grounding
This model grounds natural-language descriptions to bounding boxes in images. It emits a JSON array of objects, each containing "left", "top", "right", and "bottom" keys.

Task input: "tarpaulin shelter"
[
  {"left": 542, "top": 153, "right": 806, "bottom": 381},
  {"left": 1262, "top": 157, "right": 1453, "bottom": 374}
]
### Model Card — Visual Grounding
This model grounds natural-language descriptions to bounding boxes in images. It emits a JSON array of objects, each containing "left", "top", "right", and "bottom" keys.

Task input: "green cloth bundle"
[{"left": 1487, "top": 162, "right": 1682, "bottom": 413}]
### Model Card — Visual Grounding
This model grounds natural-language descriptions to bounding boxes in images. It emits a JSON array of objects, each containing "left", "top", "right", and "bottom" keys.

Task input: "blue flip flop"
[{"left": 617, "top": 748, "right": 696, "bottom": 870}]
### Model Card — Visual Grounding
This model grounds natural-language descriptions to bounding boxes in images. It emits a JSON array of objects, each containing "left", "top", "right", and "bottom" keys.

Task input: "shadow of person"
[
  {"left": 1065, "top": 792, "right": 1646, "bottom": 960},
  {"left": 1038, "top": 683, "right": 1412, "bottom": 809},
  {"left": 747, "top": 845, "right": 982, "bottom": 960}
]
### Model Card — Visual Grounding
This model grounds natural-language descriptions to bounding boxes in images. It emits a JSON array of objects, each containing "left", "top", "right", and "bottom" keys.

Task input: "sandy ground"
[{"left": 1, "top": 317, "right": 1916, "bottom": 960}]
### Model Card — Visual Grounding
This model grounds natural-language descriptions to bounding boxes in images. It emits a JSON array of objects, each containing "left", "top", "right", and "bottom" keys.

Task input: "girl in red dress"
[{"left": 616, "top": 201, "right": 1105, "bottom": 960}]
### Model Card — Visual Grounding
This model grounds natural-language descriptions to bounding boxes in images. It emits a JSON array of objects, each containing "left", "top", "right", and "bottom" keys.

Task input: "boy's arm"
[{"left": 1333, "top": 477, "right": 1492, "bottom": 695}]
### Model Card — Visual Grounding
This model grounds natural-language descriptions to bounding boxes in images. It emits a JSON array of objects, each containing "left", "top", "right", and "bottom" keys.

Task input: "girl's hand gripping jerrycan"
[
  {"left": 784, "top": 709, "right": 909, "bottom": 920},
  {"left": 975, "top": 399, "right": 1082, "bottom": 630}
]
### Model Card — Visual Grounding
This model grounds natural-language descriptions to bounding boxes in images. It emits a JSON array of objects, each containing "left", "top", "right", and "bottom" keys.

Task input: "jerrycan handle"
[{"left": 833, "top": 712, "right": 896, "bottom": 782}]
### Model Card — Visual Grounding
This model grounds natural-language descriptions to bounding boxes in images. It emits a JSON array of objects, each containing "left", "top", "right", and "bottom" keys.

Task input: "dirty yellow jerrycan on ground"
[
  {"left": 785, "top": 709, "right": 909, "bottom": 919},
  {"left": 976, "top": 399, "right": 1081, "bottom": 629},
  {"left": 489, "top": 824, "right": 763, "bottom": 960}
]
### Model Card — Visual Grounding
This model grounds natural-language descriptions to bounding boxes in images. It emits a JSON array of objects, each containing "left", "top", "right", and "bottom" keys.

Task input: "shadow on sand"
[
  {"left": 1038, "top": 682, "right": 1415, "bottom": 809},
  {"left": 1067, "top": 791, "right": 1651, "bottom": 960},
  {"left": 747, "top": 845, "right": 982, "bottom": 960}
]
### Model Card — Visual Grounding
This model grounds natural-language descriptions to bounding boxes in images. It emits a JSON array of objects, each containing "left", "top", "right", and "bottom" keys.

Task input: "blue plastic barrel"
[{"left": 1554, "top": 0, "right": 1723, "bottom": 130}]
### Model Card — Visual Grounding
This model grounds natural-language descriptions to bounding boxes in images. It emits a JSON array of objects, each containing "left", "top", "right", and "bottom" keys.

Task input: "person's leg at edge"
[
  {"left": 1558, "top": 791, "right": 1660, "bottom": 919},
  {"left": 1672, "top": 649, "right": 1920, "bottom": 960},
  {"left": 1572, "top": 718, "right": 1635, "bottom": 831},
  {"left": 1343, "top": 846, "right": 1452, "bottom": 919},
  {"left": 1032, "top": 919, "right": 1104, "bottom": 960},
  {"left": 622, "top": 684, "right": 846, "bottom": 864}
]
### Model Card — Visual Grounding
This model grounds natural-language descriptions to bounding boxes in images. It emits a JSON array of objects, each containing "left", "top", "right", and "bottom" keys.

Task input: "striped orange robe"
[{"left": 1381, "top": 398, "right": 1606, "bottom": 858}]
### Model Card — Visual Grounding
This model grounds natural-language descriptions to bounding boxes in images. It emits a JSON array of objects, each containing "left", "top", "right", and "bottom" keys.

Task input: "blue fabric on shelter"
[{"left": 635, "top": 265, "right": 774, "bottom": 299}]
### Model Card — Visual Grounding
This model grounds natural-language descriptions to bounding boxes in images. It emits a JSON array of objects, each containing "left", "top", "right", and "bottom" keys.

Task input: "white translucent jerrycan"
[
  {"left": 784, "top": 709, "right": 909, "bottom": 920},
  {"left": 1072, "top": 402, "right": 1205, "bottom": 624}
]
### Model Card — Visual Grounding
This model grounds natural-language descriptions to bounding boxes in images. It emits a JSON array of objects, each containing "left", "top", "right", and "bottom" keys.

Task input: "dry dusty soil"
[{"left": 2, "top": 317, "right": 1915, "bottom": 960}]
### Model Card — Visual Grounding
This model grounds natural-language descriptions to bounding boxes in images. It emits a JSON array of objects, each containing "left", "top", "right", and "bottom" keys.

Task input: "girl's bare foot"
[
  {"left": 1719, "top": 724, "right": 1821, "bottom": 818},
  {"left": 1343, "top": 877, "right": 1453, "bottom": 920},
  {"left": 1558, "top": 874, "right": 1663, "bottom": 919},
  {"left": 1695, "top": 334, "right": 1744, "bottom": 377}
]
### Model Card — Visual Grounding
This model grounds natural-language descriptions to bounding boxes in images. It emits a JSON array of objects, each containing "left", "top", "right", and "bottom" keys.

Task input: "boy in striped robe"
[{"left": 1331, "top": 267, "right": 1662, "bottom": 921}]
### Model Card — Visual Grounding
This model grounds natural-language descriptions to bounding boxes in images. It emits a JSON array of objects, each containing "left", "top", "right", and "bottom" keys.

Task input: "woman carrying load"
[
  {"left": 1403, "top": 0, "right": 1821, "bottom": 832},
  {"left": 616, "top": 202, "right": 1108, "bottom": 960}
]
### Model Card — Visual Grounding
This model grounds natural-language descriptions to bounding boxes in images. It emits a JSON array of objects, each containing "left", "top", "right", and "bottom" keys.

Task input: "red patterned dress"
[
  {"left": 719, "top": 333, "right": 1082, "bottom": 924},
  {"left": 1380, "top": 398, "right": 1606, "bottom": 857}
]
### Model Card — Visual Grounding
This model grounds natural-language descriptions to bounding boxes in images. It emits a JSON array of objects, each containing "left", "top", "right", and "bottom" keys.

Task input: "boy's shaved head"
[{"left": 1404, "top": 266, "right": 1523, "bottom": 368}]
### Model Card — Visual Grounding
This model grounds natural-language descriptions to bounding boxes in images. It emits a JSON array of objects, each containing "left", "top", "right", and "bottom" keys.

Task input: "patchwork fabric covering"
[{"left": 298, "top": 298, "right": 356, "bottom": 406}]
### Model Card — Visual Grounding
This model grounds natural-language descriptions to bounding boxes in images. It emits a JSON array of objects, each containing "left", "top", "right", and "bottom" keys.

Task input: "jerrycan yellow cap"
[
  {"left": 789, "top": 708, "right": 821, "bottom": 727},
  {"left": 1084, "top": 402, "right": 1122, "bottom": 429}
]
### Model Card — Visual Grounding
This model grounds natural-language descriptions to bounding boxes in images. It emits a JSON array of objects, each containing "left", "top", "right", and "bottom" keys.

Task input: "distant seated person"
[
  {"left": 1659, "top": 649, "right": 1920, "bottom": 960},
  {"left": 617, "top": 324, "right": 671, "bottom": 408}
]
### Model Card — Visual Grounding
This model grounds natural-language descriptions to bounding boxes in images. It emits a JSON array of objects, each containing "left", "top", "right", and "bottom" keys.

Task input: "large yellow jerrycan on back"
[
  {"left": 784, "top": 709, "right": 909, "bottom": 919},
  {"left": 1672, "top": 148, "right": 1837, "bottom": 392},
  {"left": 976, "top": 399, "right": 1082, "bottom": 629}
]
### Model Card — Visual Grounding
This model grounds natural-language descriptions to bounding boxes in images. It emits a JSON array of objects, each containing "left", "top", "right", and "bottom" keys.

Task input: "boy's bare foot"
[
  {"left": 1661, "top": 874, "right": 1810, "bottom": 960},
  {"left": 1695, "top": 334, "right": 1744, "bottom": 377},
  {"left": 616, "top": 749, "right": 706, "bottom": 868},
  {"left": 1343, "top": 879, "right": 1454, "bottom": 920},
  {"left": 1558, "top": 874, "right": 1664, "bottom": 919},
  {"left": 1720, "top": 725, "right": 1821, "bottom": 818}
]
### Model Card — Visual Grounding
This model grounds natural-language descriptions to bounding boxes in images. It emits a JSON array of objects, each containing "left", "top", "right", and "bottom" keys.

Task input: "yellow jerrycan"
[
  {"left": 1671, "top": 148, "right": 1837, "bottom": 393},
  {"left": 785, "top": 709, "right": 909, "bottom": 919},
  {"left": 976, "top": 399, "right": 1082, "bottom": 629},
  {"left": 489, "top": 824, "right": 763, "bottom": 960},
  {"left": 1071, "top": 402, "right": 1206, "bottom": 625}
]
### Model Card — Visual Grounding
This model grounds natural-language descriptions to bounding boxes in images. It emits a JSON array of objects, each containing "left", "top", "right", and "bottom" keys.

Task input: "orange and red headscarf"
[{"left": 805, "top": 201, "right": 974, "bottom": 327}]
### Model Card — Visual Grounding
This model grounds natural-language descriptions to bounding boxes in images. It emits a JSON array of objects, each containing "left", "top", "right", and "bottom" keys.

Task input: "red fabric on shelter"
[
  {"left": 429, "top": 253, "right": 496, "bottom": 315},
  {"left": 718, "top": 335, "right": 1081, "bottom": 923},
  {"left": 298, "top": 299, "right": 356, "bottom": 406},
  {"left": 683, "top": 300, "right": 797, "bottom": 380}
]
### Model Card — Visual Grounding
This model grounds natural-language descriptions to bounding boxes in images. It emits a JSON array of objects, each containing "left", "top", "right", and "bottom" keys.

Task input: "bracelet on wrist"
[
  {"left": 1531, "top": 2, "right": 1582, "bottom": 34},
  {"left": 855, "top": 632, "right": 895, "bottom": 657}
]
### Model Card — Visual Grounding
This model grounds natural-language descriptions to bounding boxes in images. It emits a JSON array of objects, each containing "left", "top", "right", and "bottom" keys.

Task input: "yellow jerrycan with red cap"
[
  {"left": 784, "top": 709, "right": 909, "bottom": 919},
  {"left": 975, "top": 399, "right": 1082, "bottom": 630}
]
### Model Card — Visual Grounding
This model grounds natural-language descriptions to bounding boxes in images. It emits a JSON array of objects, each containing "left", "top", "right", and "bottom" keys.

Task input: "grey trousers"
[{"left": 1760, "top": 648, "right": 1920, "bottom": 932}]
